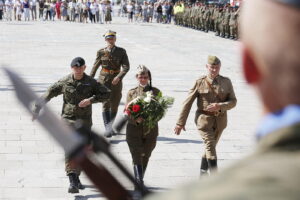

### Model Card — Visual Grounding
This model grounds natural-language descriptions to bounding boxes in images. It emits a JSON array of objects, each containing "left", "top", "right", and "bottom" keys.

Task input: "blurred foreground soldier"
[
  {"left": 90, "top": 30, "right": 130, "bottom": 138},
  {"left": 33, "top": 57, "right": 110, "bottom": 194},
  {"left": 145, "top": 0, "right": 300, "bottom": 199},
  {"left": 174, "top": 55, "right": 236, "bottom": 176},
  {"left": 125, "top": 66, "right": 160, "bottom": 190}
]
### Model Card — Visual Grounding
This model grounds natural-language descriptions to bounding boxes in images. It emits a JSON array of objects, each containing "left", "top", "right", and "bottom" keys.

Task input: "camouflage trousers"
[
  {"left": 64, "top": 119, "right": 92, "bottom": 175},
  {"left": 230, "top": 25, "right": 238, "bottom": 38}
]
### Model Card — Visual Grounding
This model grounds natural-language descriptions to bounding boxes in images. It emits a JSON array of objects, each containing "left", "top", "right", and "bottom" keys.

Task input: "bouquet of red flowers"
[{"left": 124, "top": 91, "right": 174, "bottom": 129}]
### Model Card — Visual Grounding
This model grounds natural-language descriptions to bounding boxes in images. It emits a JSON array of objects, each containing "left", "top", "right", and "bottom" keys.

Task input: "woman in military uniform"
[{"left": 125, "top": 65, "right": 160, "bottom": 189}]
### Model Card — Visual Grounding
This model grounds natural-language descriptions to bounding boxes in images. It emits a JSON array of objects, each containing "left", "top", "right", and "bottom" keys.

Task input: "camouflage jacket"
[{"left": 34, "top": 73, "right": 110, "bottom": 122}]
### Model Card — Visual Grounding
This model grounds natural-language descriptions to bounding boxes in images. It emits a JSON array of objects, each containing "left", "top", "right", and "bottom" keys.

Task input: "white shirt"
[
  {"left": 126, "top": 4, "right": 133, "bottom": 12},
  {"left": 5, "top": 0, "right": 13, "bottom": 9},
  {"left": 30, "top": 0, "right": 36, "bottom": 6}
]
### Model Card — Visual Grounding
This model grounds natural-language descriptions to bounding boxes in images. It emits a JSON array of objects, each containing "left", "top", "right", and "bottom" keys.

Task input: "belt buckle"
[
  {"left": 214, "top": 111, "right": 220, "bottom": 117},
  {"left": 109, "top": 70, "right": 114, "bottom": 74}
]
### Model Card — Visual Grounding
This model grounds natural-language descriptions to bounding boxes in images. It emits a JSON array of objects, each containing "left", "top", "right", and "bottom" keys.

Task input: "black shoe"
[
  {"left": 68, "top": 173, "right": 79, "bottom": 193},
  {"left": 110, "top": 112, "right": 118, "bottom": 136},
  {"left": 76, "top": 175, "right": 85, "bottom": 190}
]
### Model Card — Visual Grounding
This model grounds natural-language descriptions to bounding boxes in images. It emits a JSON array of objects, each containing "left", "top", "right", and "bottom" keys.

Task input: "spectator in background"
[
  {"left": 156, "top": 2, "right": 162, "bottom": 23},
  {"left": 147, "top": 2, "right": 154, "bottom": 23},
  {"left": 142, "top": 1, "right": 148, "bottom": 22},
  {"left": 55, "top": 0, "right": 61, "bottom": 20},
  {"left": 89, "top": 0, "right": 96, "bottom": 22},
  {"left": 166, "top": 2, "right": 173, "bottom": 24},
  {"left": 15, "top": 0, "right": 22, "bottom": 21},
  {"left": 5, "top": 0, "right": 13, "bottom": 21},
  {"left": 61, "top": 0, "right": 68, "bottom": 21},
  {"left": 0, "top": 0, "right": 3, "bottom": 21},
  {"left": 23, "top": 0, "right": 30, "bottom": 21},
  {"left": 126, "top": 1, "right": 133, "bottom": 22},
  {"left": 104, "top": 0, "right": 111, "bottom": 24},
  {"left": 50, "top": 0, "right": 55, "bottom": 20},
  {"left": 30, "top": 0, "right": 37, "bottom": 20},
  {"left": 38, "top": 0, "right": 44, "bottom": 20}
]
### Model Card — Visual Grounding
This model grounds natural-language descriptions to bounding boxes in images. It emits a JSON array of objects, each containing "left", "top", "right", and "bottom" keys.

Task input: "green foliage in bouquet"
[{"left": 126, "top": 91, "right": 174, "bottom": 129}]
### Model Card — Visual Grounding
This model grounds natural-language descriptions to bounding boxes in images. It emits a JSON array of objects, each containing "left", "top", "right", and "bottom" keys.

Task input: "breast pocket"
[
  {"left": 198, "top": 88, "right": 209, "bottom": 95},
  {"left": 77, "top": 84, "right": 93, "bottom": 99},
  {"left": 65, "top": 86, "right": 76, "bottom": 104}
]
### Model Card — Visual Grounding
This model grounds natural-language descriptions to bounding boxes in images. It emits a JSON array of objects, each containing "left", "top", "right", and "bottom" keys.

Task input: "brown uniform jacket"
[
  {"left": 126, "top": 85, "right": 160, "bottom": 129},
  {"left": 90, "top": 46, "right": 130, "bottom": 80},
  {"left": 145, "top": 122, "right": 300, "bottom": 200},
  {"left": 177, "top": 75, "right": 236, "bottom": 127}
]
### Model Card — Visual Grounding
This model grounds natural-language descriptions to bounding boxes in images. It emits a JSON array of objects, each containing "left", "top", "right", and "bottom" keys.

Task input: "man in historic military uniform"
[
  {"left": 145, "top": 0, "right": 300, "bottom": 200},
  {"left": 90, "top": 30, "right": 130, "bottom": 138},
  {"left": 174, "top": 55, "right": 237, "bottom": 176},
  {"left": 32, "top": 57, "right": 110, "bottom": 194}
]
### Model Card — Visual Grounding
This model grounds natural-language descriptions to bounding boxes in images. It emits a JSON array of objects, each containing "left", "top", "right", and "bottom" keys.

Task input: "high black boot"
[
  {"left": 110, "top": 112, "right": 118, "bottom": 136},
  {"left": 133, "top": 165, "right": 144, "bottom": 191},
  {"left": 207, "top": 159, "right": 218, "bottom": 173},
  {"left": 76, "top": 174, "right": 85, "bottom": 190},
  {"left": 200, "top": 157, "right": 209, "bottom": 177},
  {"left": 68, "top": 173, "right": 79, "bottom": 193},
  {"left": 102, "top": 111, "right": 112, "bottom": 138}
]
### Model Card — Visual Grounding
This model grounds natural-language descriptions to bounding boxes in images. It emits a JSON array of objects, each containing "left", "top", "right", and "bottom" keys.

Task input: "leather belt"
[
  {"left": 101, "top": 68, "right": 120, "bottom": 74},
  {"left": 201, "top": 110, "right": 220, "bottom": 117}
]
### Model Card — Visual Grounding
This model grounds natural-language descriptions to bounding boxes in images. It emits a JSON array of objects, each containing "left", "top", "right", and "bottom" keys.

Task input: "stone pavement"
[{"left": 0, "top": 17, "right": 261, "bottom": 200}]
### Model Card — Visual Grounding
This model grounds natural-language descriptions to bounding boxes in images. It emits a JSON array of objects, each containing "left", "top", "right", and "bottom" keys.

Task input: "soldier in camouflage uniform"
[
  {"left": 202, "top": 5, "right": 211, "bottom": 32},
  {"left": 90, "top": 30, "right": 130, "bottom": 138},
  {"left": 222, "top": 7, "right": 231, "bottom": 38},
  {"left": 125, "top": 65, "right": 160, "bottom": 190},
  {"left": 33, "top": 57, "right": 110, "bottom": 194},
  {"left": 174, "top": 55, "right": 236, "bottom": 176},
  {"left": 215, "top": 7, "right": 223, "bottom": 36},
  {"left": 229, "top": 7, "right": 239, "bottom": 40}
]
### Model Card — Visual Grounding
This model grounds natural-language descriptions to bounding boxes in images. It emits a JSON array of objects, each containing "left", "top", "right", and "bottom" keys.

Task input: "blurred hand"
[
  {"left": 174, "top": 125, "right": 186, "bottom": 135},
  {"left": 205, "top": 103, "right": 220, "bottom": 112},
  {"left": 136, "top": 117, "right": 143, "bottom": 124},
  {"left": 112, "top": 77, "right": 120, "bottom": 85},
  {"left": 79, "top": 99, "right": 91, "bottom": 108},
  {"left": 32, "top": 113, "right": 39, "bottom": 121}
]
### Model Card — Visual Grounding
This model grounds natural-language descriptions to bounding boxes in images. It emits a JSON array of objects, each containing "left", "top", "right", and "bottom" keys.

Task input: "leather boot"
[
  {"left": 110, "top": 112, "right": 118, "bottom": 136},
  {"left": 133, "top": 165, "right": 144, "bottom": 191},
  {"left": 102, "top": 111, "right": 112, "bottom": 138},
  {"left": 68, "top": 173, "right": 79, "bottom": 193},
  {"left": 207, "top": 159, "right": 218, "bottom": 173},
  {"left": 76, "top": 174, "right": 85, "bottom": 190},
  {"left": 200, "top": 157, "right": 209, "bottom": 177}
]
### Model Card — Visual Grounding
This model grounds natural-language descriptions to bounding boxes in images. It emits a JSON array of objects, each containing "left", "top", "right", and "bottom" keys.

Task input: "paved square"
[{"left": 0, "top": 17, "right": 261, "bottom": 199}]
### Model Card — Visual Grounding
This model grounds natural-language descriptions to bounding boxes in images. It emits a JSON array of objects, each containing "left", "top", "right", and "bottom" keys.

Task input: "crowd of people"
[
  {"left": 0, "top": 0, "right": 240, "bottom": 40},
  {"left": 173, "top": 2, "right": 240, "bottom": 40},
  {"left": 119, "top": 1, "right": 173, "bottom": 23},
  {"left": 0, "top": 0, "right": 114, "bottom": 23}
]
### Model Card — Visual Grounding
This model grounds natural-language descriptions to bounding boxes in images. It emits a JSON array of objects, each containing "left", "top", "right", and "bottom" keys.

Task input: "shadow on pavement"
[
  {"left": 110, "top": 136, "right": 202, "bottom": 144},
  {"left": 157, "top": 136, "right": 202, "bottom": 144},
  {"left": 74, "top": 194, "right": 103, "bottom": 200},
  {"left": 147, "top": 186, "right": 169, "bottom": 191}
]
